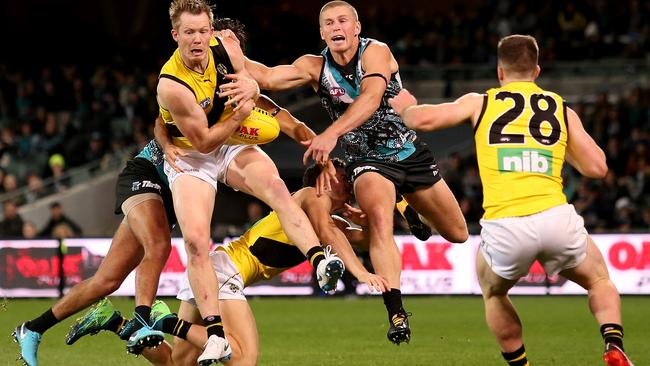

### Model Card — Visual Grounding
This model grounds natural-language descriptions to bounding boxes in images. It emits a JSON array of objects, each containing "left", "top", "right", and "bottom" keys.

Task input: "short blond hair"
[
  {"left": 319, "top": 1, "right": 359, "bottom": 23},
  {"left": 497, "top": 35, "right": 539, "bottom": 75},
  {"left": 169, "top": 0, "right": 215, "bottom": 30}
]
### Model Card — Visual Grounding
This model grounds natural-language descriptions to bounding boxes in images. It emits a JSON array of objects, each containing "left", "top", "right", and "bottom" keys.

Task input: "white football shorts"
[
  {"left": 163, "top": 144, "right": 261, "bottom": 191},
  {"left": 479, "top": 203, "right": 588, "bottom": 280},
  {"left": 177, "top": 249, "right": 246, "bottom": 304}
]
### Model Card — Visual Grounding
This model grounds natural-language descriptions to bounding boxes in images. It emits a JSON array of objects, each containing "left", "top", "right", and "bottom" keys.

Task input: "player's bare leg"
[
  {"left": 118, "top": 199, "right": 172, "bottom": 352},
  {"left": 226, "top": 148, "right": 344, "bottom": 293},
  {"left": 220, "top": 299, "right": 259, "bottom": 366},
  {"left": 476, "top": 252, "right": 522, "bottom": 353},
  {"left": 403, "top": 179, "right": 468, "bottom": 243},
  {"left": 354, "top": 172, "right": 410, "bottom": 344},
  {"left": 560, "top": 237, "right": 633, "bottom": 365}
]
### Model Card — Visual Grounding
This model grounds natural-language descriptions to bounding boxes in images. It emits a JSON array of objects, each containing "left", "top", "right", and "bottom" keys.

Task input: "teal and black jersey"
[
  {"left": 317, "top": 37, "right": 417, "bottom": 163},
  {"left": 135, "top": 139, "right": 168, "bottom": 186}
]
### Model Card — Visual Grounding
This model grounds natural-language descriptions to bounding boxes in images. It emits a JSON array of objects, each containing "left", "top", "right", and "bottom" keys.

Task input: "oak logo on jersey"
[
  {"left": 199, "top": 97, "right": 211, "bottom": 109},
  {"left": 498, "top": 148, "right": 553, "bottom": 176}
]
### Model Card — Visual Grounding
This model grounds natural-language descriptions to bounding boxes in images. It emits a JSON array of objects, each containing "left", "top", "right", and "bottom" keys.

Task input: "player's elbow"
[{"left": 585, "top": 161, "right": 608, "bottom": 179}]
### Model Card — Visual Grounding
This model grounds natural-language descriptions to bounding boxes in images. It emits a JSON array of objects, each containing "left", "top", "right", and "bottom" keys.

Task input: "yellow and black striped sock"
[
  {"left": 307, "top": 246, "right": 325, "bottom": 269},
  {"left": 161, "top": 316, "right": 192, "bottom": 339},
  {"left": 600, "top": 323, "right": 624, "bottom": 350},
  {"left": 204, "top": 315, "right": 225, "bottom": 338},
  {"left": 501, "top": 344, "right": 530, "bottom": 366}
]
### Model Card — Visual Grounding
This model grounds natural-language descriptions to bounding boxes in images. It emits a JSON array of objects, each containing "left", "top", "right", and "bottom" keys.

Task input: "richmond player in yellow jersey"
[
  {"left": 133, "top": 159, "right": 388, "bottom": 366},
  {"left": 390, "top": 35, "right": 633, "bottom": 366},
  {"left": 157, "top": 3, "right": 347, "bottom": 364}
]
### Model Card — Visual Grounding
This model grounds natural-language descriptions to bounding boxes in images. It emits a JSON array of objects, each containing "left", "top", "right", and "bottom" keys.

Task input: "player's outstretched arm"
[
  {"left": 244, "top": 55, "right": 321, "bottom": 91},
  {"left": 565, "top": 107, "right": 608, "bottom": 179},
  {"left": 301, "top": 190, "right": 388, "bottom": 292},
  {"left": 389, "top": 89, "right": 484, "bottom": 131},
  {"left": 255, "top": 95, "right": 316, "bottom": 143},
  {"left": 157, "top": 79, "right": 251, "bottom": 153}
]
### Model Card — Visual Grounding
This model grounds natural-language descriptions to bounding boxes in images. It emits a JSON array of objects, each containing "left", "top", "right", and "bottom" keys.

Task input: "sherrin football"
[{"left": 227, "top": 107, "right": 280, "bottom": 145}]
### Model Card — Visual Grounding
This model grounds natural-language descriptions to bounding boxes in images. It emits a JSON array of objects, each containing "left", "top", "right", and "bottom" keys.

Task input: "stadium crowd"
[{"left": 0, "top": 0, "right": 648, "bottom": 237}]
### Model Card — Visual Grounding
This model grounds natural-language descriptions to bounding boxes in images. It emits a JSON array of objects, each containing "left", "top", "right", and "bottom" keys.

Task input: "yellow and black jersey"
[
  {"left": 217, "top": 210, "right": 305, "bottom": 287},
  {"left": 159, "top": 37, "right": 235, "bottom": 148},
  {"left": 474, "top": 81, "right": 568, "bottom": 219}
]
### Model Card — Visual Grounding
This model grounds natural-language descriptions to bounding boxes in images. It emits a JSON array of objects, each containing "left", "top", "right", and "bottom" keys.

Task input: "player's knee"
[
  {"left": 365, "top": 206, "right": 393, "bottom": 229},
  {"left": 445, "top": 226, "right": 469, "bottom": 244},
  {"left": 143, "top": 240, "right": 171, "bottom": 261},
  {"left": 90, "top": 275, "right": 122, "bottom": 295},
  {"left": 171, "top": 347, "right": 196, "bottom": 366},
  {"left": 259, "top": 176, "right": 290, "bottom": 203},
  {"left": 183, "top": 235, "right": 210, "bottom": 258},
  {"left": 234, "top": 350, "right": 259, "bottom": 366}
]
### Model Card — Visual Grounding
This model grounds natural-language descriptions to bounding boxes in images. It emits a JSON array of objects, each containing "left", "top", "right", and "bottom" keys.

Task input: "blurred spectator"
[
  {"left": 46, "top": 154, "right": 70, "bottom": 193},
  {"left": 0, "top": 199, "right": 24, "bottom": 238},
  {"left": 22, "top": 220, "right": 38, "bottom": 239},
  {"left": 39, "top": 202, "right": 82, "bottom": 238},
  {"left": 51, "top": 223, "right": 76, "bottom": 239},
  {"left": 24, "top": 172, "right": 48, "bottom": 203}
]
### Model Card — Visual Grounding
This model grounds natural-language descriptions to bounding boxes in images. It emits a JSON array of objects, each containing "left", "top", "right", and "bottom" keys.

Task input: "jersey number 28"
[{"left": 489, "top": 91, "right": 562, "bottom": 146}]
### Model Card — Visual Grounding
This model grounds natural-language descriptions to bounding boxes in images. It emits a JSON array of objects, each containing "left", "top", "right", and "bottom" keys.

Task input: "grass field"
[{"left": 1, "top": 296, "right": 648, "bottom": 365}]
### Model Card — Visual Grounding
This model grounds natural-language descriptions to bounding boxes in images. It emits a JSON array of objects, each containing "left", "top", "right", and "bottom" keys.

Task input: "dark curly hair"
[
  {"left": 213, "top": 18, "right": 247, "bottom": 51},
  {"left": 302, "top": 158, "right": 346, "bottom": 188}
]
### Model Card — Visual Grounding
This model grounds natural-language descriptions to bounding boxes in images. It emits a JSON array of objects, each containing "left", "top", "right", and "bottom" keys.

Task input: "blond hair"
[
  {"left": 319, "top": 1, "right": 358, "bottom": 23},
  {"left": 497, "top": 35, "right": 539, "bottom": 75},
  {"left": 169, "top": 0, "right": 215, "bottom": 30}
]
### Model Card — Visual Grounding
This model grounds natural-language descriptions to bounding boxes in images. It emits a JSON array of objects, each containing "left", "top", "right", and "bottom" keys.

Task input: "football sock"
[
  {"left": 382, "top": 288, "right": 405, "bottom": 320},
  {"left": 395, "top": 196, "right": 408, "bottom": 216},
  {"left": 204, "top": 315, "right": 225, "bottom": 338},
  {"left": 25, "top": 308, "right": 59, "bottom": 334},
  {"left": 306, "top": 246, "right": 325, "bottom": 269},
  {"left": 600, "top": 323, "right": 624, "bottom": 350},
  {"left": 107, "top": 316, "right": 128, "bottom": 334},
  {"left": 135, "top": 305, "right": 151, "bottom": 325},
  {"left": 162, "top": 316, "right": 192, "bottom": 339},
  {"left": 502, "top": 344, "right": 529, "bottom": 366}
]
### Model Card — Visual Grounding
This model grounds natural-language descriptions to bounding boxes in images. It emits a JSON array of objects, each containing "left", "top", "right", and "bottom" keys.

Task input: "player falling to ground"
[
  {"left": 227, "top": 0, "right": 468, "bottom": 345},
  {"left": 69, "top": 159, "right": 389, "bottom": 366},
  {"left": 389, "top": 34, "right": 634, "bottom": 366}
]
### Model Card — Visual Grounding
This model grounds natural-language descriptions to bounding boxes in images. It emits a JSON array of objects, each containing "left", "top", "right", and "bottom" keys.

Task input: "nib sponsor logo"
[{"left": 498, "top": 148, "right": 553, "bottom": 175}]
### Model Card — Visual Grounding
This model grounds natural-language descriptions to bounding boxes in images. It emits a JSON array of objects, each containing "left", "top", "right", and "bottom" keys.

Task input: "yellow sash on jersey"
[{"left": 474, "top": 81, "right": 568, "bottom": 219}]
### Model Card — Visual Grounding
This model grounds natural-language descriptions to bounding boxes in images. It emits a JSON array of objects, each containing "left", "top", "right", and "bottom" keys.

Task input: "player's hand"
[
  {"left": 219, "top": 75, "right": 260, "bottom": 110},
  {"left": 232, "top": 99, "right": 255, "bottom": 121},
  {"left": 301, "top": 129, "right": 338, "bottom": 165},
  {"left": 342, "top": 203, "right": 369, "bottom": 227},
  {"left": 315, "top": 159, "right": 339, "bottom": 196},
  {"left": 216, "top": 29, "right": 240, "bottom": 46},
  {"left": 162, "top": 143, "right": 187, "bottom": 173},
  {"left": 388, "top": 88, "right": 418, "bottom": 116},
  {"left": 359, "top": 273, "right": 389, "bottom": 293}
]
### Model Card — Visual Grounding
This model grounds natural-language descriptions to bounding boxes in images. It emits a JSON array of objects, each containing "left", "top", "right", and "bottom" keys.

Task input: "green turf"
[{"left": 1, "top": 296, "right": 648, "bottom": 365}]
